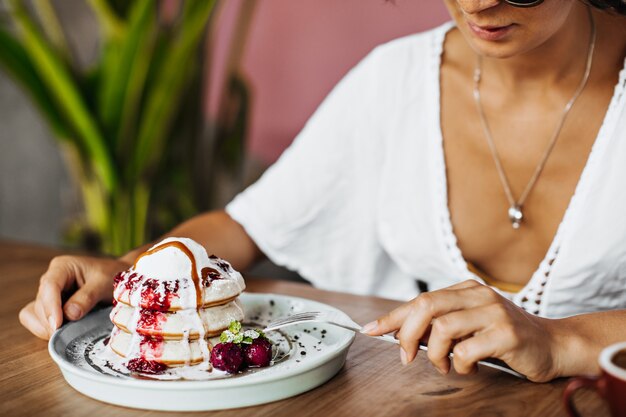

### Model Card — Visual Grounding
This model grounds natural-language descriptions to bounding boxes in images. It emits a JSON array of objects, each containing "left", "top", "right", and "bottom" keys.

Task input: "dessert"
[
  {"left": 211, "top": 321, "right": 273, "bottom": 373},
  {"left": 210, "top": 342, "right": 244, "bottom": 374},
  {"left": 244, "top": 338, "right": 273, "bottom": 367},
  {"left": 108, "top": 237, "right": 245, "bottom": 374}
]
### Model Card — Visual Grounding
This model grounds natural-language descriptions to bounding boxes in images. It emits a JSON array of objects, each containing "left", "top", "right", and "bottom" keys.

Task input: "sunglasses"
[{"left": 505, "top": 0, "right": 544, "bottom": 6}]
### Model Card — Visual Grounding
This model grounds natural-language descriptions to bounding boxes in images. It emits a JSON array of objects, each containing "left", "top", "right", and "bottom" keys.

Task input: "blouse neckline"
[{"left": 428, "top": 22, "right": 626, "bottom": 312}]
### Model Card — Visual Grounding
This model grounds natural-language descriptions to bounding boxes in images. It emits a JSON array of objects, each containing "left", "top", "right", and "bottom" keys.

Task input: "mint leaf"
[
  {"left": 219, "top": 322, "right": 265, "bottom": 346},
  {"left": 229, "top": 321, "right": 242, "bottom": 334}
]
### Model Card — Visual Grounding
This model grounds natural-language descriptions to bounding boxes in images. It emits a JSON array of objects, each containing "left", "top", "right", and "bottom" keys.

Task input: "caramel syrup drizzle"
[{"left": 133, "top": 241, "right": 202, "bottom": 307}]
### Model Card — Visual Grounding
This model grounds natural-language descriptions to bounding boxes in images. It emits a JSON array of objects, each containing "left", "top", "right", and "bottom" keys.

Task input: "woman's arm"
[
  {"left": 19, "top": 210, "right": 261, "bottom": 340},
  {"left": 550, "top": 310, "right": 626, "bottom": 377},
  {"left": 363, "top": 279, "right": 621, "bottom": 381}
]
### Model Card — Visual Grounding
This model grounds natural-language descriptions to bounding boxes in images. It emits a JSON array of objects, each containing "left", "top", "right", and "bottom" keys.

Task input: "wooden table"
[{"left": 0, "top": 241, "right": 609, "bottom": 417}]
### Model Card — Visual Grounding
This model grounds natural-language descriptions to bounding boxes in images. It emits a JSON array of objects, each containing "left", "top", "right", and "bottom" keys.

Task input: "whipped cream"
[{"left": 105, "top": 237, "right": 246, "bottom": 377}]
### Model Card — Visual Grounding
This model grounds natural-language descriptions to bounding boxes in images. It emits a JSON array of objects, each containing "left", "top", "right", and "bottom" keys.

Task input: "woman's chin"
[
  {"left": 471, "top": 43, "right": 524, "bottom": 60},
  {"left": 463, "top": 34, "right": 534, "bottom": 60}
]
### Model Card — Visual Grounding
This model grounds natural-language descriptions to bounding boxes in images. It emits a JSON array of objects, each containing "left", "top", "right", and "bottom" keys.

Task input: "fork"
[{"left": 264, "top": 310, "right": 525, "bottom": 379}]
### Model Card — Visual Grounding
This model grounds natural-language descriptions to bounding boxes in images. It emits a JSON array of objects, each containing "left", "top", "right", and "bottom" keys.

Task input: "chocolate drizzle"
[
  {"left": 201, "top": 267, "right": 223, "bottom": 287},
  {"left": 134, "top": 241, "right": 203, "bottom": 307}
]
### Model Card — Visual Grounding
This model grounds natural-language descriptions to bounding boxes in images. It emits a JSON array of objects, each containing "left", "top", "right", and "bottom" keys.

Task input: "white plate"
[{"left": 49, "top": 293, "right": 356, "bottom": 411}]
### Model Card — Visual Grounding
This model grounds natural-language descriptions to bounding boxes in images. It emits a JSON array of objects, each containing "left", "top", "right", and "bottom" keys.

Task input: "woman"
[{"left": 20, "top": 1, "right": 626, "bottom": 382}]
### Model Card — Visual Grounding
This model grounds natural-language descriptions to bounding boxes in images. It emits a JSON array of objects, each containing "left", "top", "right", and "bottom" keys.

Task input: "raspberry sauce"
[
  {"left": 136, "top": 309, "right": 166, "bottom": 335},
  {"left": 140, "top": 278, "right": 179, "bottom": 311},
  {"left": 126, "top": 358, "right": 167, "bottom": 375}
]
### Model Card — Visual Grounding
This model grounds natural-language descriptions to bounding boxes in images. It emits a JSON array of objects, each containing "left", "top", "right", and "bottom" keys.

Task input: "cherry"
[
  {"left": 210, "top": 343, "right": 244, "bottom": 373},
  {"left": 243, "top": 338, "right": 272, "bottom": 368}
]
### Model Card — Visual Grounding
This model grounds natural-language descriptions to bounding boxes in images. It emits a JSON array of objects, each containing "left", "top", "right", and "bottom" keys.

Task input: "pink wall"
[{"left": 228, "top": 0, "right": 450, "bottom": 164}]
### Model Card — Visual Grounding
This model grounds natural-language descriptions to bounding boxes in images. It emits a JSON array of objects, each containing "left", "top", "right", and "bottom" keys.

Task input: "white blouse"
[{"left": 226, "top": 22, "right": 626, "bottom": 319}]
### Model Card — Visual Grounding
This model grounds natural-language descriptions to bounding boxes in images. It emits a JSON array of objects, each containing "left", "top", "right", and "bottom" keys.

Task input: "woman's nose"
[{"left": 455, "top": 0, "right": 501, "bottom": 15}]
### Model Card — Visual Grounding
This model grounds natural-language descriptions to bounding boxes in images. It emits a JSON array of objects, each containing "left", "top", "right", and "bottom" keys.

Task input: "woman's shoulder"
[
  {"left": 367, "top": 22, "right": 453, "bottom": 68},
  {"left": 347, "top": 22, "right": 453, "bottom": 107}
]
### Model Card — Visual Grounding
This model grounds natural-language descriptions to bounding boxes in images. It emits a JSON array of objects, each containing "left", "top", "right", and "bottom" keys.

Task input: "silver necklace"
[{"left": 472, "top": 10, "right": 596, "bottom": 229}]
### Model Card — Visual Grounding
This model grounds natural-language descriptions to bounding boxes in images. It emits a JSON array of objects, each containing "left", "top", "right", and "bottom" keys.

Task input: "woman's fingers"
[
  {"left": 20, "top": 255, "right": 126, "bottom": 340},
  {"left": 444, "top": 279, "right": 482, "bottom": 290},
  {"left": 19, "top": 302, "right": 50, "bottom": 340},
  {"left": 37, "top": 257, "right": 77, "bottom": 331},
  {"left": 394, "top": 299, "right": 436, "bottom": 362},
  {"left": 426, "top": 307, "right": 489, "bottom": 374},
  {"left": 364, "top": 280, "right": 485, "bottom": 335},
  {"left": 362, "top": 302, "right": 412, "bottom": 335},
  {"left": 363, "top": 280, "right": 507, "bottom": 369},
  {"left": 63, "top": 275, "right": 111, "bottom": 321},
  {"left": 363, "top": 278, "right": 546, "bottom": 379},
  {"left": 451, "top": 331, "right": 499, "bottom": 375},
  {"left": 395, "top": 289, "right": 499, "bottom": 364},
  {"left": 34, "top": 298, "right": 51, "bottom": 336},
  {"left": 371, "top": 282, "right": 498, "bottom": 337}
]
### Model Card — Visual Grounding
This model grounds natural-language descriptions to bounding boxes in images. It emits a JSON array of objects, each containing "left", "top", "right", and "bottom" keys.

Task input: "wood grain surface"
[{"left": 0, "top": 241, "right": 609, "bottom": 417}]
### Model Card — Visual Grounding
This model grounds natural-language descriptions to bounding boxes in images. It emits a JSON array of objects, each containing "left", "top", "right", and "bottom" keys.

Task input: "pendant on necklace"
[{"left": 508, "top": 205, "right": 523, "bottom": 229}]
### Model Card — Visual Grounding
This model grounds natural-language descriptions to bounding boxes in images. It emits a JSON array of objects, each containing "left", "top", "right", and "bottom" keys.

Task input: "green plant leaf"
[
  {"left": 61, "top": 142, "right": 110, "bottom": 237},
  {"left": 0, "top": 27, "right": 69, "bottom": 139},
  {"left": 1, "top": 0, "right": 255, "bottom": 257},
  {"left": 87, "top": 0, "right": 125, "bottom": 40},
  {"left": 96, "top": 40, "right": 121, "bottom": 130},
  {"left": 96, "top": 0, "right": 156, "bottom": 158},
  {"left": 8, "top": 0, "right": 118, "bottom": 192},
  {"left": 32, "top": 0, "right": 71, "bottom": 63},
  {"left": 132, "top": 0, "right": 217, "bottom": 180}
]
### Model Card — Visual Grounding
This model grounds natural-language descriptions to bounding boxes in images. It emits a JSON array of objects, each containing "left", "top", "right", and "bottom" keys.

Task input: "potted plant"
[{"left": 0, "top": 0, "right": 251, "bottom": 255}]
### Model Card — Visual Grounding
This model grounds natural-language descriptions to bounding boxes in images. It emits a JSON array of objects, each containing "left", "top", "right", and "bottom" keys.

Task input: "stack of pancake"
[{"left": 108, "top": 237, "right": 245, "bottom": 369}]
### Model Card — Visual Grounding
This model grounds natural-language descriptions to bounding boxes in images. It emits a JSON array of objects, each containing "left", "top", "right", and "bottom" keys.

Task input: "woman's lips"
[{"left": 467, "top": 21, "right": 515, "bottom": 41}]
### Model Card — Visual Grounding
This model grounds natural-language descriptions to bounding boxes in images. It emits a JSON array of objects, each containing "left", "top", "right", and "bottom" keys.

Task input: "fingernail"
[
  {"left": 400, "top": 348, "right": 408, "bottom": 365},
  {"left": 65, "top": 304, "right": 82, "bottom": 320},
  {"left": 48, "top": 316, "right": 56, "bottom": 332},
  {"left": 361, "top": 321, "right": 378, "bottom": 334}
]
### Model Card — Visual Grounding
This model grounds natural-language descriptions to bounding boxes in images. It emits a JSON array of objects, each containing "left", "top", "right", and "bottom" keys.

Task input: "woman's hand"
[
  {"left": 363, "top": 280, "right": 563, "bottom": 382},
  {"left": 19, "top": 255, "right": 129, "bottom": 340}
]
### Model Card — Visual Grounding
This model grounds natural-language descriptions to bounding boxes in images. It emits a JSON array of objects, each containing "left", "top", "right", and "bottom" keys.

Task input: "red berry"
[
  {"left": 243, "top": 338, "right": 272, "bottom": 368},
  {"left": 126, "top": 358, "right": 167, "bottom": 375},
  {"left": 210, "top": 343, "right": 244, "bottom": 373}
]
